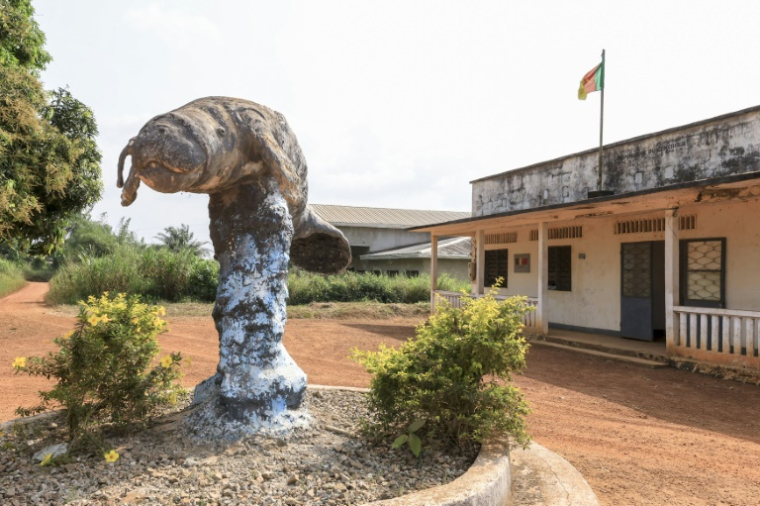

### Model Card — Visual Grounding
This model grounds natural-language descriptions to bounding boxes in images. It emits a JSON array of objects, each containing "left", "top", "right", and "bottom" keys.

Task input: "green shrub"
[
  {"left": 287, "top": 270, "right": 468, "bottom": 305},
  {"left": 0, "top": 258, "right": 25, "bottom": 297},
  {"left": 354, "top": 288, "right": 532, "bottom": 452},
  {"left": 46, "top": 245, "right": 219, "bottom": 304},
  {"left": 49, "top": 254, "right": 468, "bottom": 306},
  {"left": 13, "top": 293, "right": 184, "bottom": 453}
]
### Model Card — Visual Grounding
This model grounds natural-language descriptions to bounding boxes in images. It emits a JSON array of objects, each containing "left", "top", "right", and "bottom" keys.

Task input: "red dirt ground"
[{"left": 2, "top": 283, "right": 760, "bottom": 505}]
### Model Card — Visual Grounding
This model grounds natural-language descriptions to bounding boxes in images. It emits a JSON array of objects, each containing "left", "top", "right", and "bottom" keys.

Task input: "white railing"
[
  {"left": 433, "top": 291, "right": 538, "bottom": 328},
  {"left": 673, "top": 306, "right": 760, "bottom": 360}
]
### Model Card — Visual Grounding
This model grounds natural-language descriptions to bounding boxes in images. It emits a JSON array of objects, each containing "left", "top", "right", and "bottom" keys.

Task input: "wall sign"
[{"left": 514, "top": 253, "right": 530, "bottom": 273}]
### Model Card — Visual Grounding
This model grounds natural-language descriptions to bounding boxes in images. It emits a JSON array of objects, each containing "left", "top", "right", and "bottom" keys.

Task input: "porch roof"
[
  {"left": 409, "top": 170, "right": 760, "bottom": 236},
  {"left": 360, "top": 236, "right": 471, "bottom": 260}
]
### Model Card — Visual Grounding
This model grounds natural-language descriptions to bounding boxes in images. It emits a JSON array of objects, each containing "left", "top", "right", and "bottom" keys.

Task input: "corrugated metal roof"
[
  {"left": 310, "top": 204, "right": 471, "bottom": 229},
  {"left": 360, "top": 237, "right": 471, "bottom": 260}
]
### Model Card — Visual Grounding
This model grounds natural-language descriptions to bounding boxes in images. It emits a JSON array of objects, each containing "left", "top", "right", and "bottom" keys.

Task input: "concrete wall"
[
  {"left": 482, "top": 199, "right": 760, "bottom": 332},
  {"left": 473, "top": 107, "right": 760, "bottom": 216},
  {"left": 338, "top": 226, "right": 431, "bottom": 253}
]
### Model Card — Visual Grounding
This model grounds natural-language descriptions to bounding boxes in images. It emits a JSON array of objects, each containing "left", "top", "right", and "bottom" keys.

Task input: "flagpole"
[{"left": 597, "top": 49, "right": 605, "bottom": 191}]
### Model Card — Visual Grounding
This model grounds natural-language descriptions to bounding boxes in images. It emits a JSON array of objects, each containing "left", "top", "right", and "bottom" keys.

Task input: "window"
[
  {"left": 484, "top": 248, "right": 508, "bottom": 287},
  {"left": 386, "top": 270, "right": 399, "bottom": 277},
  {"left": 680, "top": 238, "right": 725, "bottom": 308},
  {"left": 548, "top": 246, "right": 571, "bottom": 291},
  {"left": 405, "top": 270, "right": 420, "bottom": 277}
]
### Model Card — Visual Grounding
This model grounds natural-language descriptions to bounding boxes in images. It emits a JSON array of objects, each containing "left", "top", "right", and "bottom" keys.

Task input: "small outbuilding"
[{"left": 310, "top": 204, "right": 471, "bottom": 280}]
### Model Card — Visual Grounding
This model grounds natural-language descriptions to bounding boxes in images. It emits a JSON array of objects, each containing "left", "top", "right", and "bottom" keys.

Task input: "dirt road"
[{"left": 2, "top": 283, "right": 759, "bottom": 505}]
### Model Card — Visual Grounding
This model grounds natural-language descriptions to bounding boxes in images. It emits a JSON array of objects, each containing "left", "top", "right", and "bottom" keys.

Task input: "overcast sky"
[{"left": 33, "top": 0, "right": 760, "bottom": 244}]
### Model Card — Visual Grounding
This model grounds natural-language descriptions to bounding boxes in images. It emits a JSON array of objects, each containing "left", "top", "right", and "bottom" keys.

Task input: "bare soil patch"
[{"left": 3, "top": 283, "right": 760, "bottom": 505}]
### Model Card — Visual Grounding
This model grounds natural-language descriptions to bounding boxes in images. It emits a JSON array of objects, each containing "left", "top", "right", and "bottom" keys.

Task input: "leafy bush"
[
  {"left": 48, "top": 254, "right": 466, "bottom": 306},
  {"left": 46, "top": 245, "right": 219, "bottom": 304},
  {"left": 354, "top": 288, "right": 532, "bottom": 452},
  {"left": 53, "top": 215, "right": 142, "bottom": 265},
  {"left": 288, "top": 269, "right": 468, "bottom": 305},
  {"left": 13, "top": 293, "right": 184, "bottom": 452},
  {"left": 0, "top": 258, "right": 25, "bottom": 297}
]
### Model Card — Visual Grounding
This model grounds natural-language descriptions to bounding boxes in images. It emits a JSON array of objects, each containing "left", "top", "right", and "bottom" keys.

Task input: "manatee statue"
[{"left": 118, "top": 97, "right": 351, "bottom": 437}]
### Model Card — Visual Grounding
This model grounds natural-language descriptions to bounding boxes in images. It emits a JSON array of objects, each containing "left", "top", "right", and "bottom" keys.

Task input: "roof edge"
[
  {"left": 470, "top": 103, "right": 760, "bottom": 184},
  {"left": 411, "top": 170, "right": 760, "bottom": 232}
]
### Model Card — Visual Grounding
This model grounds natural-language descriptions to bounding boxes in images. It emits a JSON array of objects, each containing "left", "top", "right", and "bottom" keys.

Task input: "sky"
[{"left": 33, "top": 0, "right": 760, "bottom": 244}]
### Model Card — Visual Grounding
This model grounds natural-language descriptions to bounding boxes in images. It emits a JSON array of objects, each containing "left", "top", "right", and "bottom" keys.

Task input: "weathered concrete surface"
[
  {"left": 508, "top": 442, "right": 599, "bottom": 506},
  {"left": 117, "top": 97, "right": 352, "bottom": 436},
  {"left": 473, "top": 106, "right": 760, "bottom": 216}
]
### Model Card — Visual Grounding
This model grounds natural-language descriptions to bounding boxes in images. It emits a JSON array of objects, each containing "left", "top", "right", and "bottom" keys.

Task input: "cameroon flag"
[{"left": 578, "top": 62, "right": 604, "bottom": 100}]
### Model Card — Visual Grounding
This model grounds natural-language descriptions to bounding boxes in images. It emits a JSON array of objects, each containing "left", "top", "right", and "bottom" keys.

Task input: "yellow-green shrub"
[
  {"left": 14, "top": 293, "right": 184, "bottom": 450},
  {"left": 354, "top": 288, "right": 532, "bottom": 452}
]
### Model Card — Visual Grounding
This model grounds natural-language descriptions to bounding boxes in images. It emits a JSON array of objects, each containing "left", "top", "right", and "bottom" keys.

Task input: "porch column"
[
  {"left": 665, "top": 209, "right": 680, "bottom": 351},
  {"left": 430, "top": 234, "right": 438, "bottom": 313},
  {"left": 476, "top": 229, "right": 486, "bottom": 295},
  {"left": 536, "top": 222, "right": 549, "bottom": 335}
]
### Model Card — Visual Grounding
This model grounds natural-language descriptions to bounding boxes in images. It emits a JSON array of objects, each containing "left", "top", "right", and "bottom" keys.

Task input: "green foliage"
[
  {"left": 156, "top": 224, "right": 208, "bottom": 257},
  {"left": 13, "top": 293, "right": 184, "bottom": 450},
  {"left": 0, "top": 257, "right": 24, "bottom": 297},
  {"left": 288, "top": 269, "right": 468, "bottom": 305},
  {"left": 55, "top": 214, "right": 141, "bottom": 263},
  {"left": 391, "top": 419, "right": 426, "bottom": 457},
  {"left": 354, "top": 288, "right": 532, "bottom": 452},
  {"left": 0, "top": 1, "right": 102, "bottom": 255},
  {"left": 48, "top": 247, "right": 468, "bottom": 305},
  {"left": 46, "top": 245, "right": 220, "bottom": 304},
  {"left": 0, "top": 0, "right": 51, "bottom": 72}
]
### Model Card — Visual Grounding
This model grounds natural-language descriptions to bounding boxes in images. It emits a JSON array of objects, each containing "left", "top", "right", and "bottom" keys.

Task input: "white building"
[
  {"left": 310, "top": 204, "right": 471, "bottom": 280},
  {"left": 414, "top": 105, "right": 760, "bottom": 371}
]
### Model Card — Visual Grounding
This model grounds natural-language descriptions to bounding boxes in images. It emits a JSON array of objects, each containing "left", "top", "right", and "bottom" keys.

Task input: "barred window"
[
  {"left": 485, "top": 249, "right": 509, "bottom": 288},
  {"left": 548, "top": 246, "right": 572, "bottom": 291}
]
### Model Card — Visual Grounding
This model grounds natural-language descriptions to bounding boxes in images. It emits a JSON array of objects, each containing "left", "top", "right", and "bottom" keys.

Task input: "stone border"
[
  {"left": 309, "top": 385, "right": 513, "bottom": 506},
  {"left": 365, "top": 438, "right": 512, "bottom": 506},
  {"left": 310, "top": 385, "right": 598, "bottom": 506},
  {"left": 510, "top": 442, "right": 599, "bottom": 506}
]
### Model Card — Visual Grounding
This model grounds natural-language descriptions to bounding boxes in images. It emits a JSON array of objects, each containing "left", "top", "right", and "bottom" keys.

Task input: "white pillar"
[
  {"left": 537, "top": 222, "right": 549, "bottom": 335},
  {"left": 476, "top": 229, "right": 486, "bottom": 295},
  {"left": 665, "top": 209, "right": 680, "bottom": 351},
  {"left": 430, "top": 234, "right": 438, "bottom": 313}
]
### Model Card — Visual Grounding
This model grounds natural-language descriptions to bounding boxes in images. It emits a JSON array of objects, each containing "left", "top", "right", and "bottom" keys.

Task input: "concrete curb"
[
  {"left": 311, "top": 385, "right": 598, "bottom": 506},
  {"left": 509, "top": 442, "right": 599, "bottom": 506},
  {"left": 366, "top": 438, "right": 512, "bottom": 506},
  {"left": 312, "top": 384, "right": 513, "bottom": 506},
  {"left": 0, "top": 410, "right": 58, "bottom": 431}
]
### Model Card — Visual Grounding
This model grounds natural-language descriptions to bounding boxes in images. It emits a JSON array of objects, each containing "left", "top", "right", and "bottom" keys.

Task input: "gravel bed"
[{"left": 0, "top": 389, "right": 477, "bottom": 506}]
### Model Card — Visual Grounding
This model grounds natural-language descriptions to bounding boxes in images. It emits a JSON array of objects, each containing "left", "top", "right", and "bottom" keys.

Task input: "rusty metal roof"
[
  {"left": 360, "top": 237, "right": 471, "bottom": 260},
  {"left": 310, "top": 204, "right": 470, "bottom": 229}
]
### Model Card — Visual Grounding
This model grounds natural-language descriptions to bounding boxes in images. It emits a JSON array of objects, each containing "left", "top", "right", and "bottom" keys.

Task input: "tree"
[
  {"left": 156, "top": 225, "right": 208, "bottom": 257},
  {"left": 0, "top": 0, "right": 102, "bottom": 255},
  {"left": 56, "top": 214, "right": 142, "bottom": 263}
]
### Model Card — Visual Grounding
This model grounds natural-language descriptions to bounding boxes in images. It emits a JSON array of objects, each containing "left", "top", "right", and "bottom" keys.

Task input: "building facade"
[
  {"left": 414, "top": 105, "right": 760, "bottom": 371},
  {"left": 310, "top": 204, "right": 471, "bottom": 280}
]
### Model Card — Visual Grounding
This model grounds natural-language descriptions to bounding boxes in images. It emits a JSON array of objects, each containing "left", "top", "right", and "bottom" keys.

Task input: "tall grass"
[
  {"left": 0, "top": 258, "right": 26, "bottom": 298},
  {"left": 47, "top": 245, "right": 470, "bottom": 305},
  {"left": 46, "top": 246, "right": 219, "bottom": 305}
]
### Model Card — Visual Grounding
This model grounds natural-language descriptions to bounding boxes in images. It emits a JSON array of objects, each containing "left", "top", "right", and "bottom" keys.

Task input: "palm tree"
[{"left": 156, "top": 224, "right": 208, "bottom": 257}]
